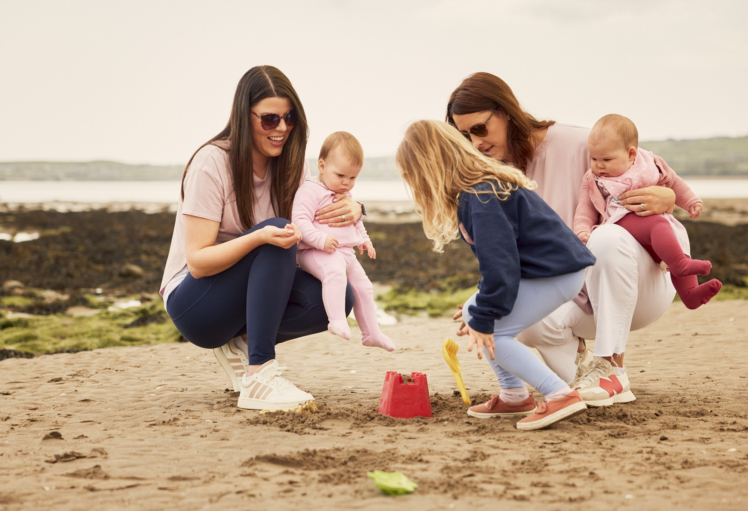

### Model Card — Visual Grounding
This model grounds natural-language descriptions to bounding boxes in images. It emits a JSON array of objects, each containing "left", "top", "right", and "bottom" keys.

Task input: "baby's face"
[
  {"left": 318, "top": 147, "right": 362, "bottom": 194},
  {"left": 588, "top": 130, "right": 636, "bottom": 178}
]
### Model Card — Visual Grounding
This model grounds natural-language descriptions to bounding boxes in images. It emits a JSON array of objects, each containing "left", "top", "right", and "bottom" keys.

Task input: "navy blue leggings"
[{"left": 165, "top": 218, "right": 354, "bottom": 364}]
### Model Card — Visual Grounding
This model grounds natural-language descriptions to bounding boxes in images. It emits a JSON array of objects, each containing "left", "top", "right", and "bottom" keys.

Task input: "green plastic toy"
[{"left": 367, "top": 471, "right": 418, "bottom": 495}]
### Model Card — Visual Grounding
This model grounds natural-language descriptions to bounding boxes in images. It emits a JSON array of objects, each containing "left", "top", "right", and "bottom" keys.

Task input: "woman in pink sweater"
[
  {"left": 574, "top": 114, "right": 721, "bottom": 310},
  {"left": 447, "top": 72, "right": 685, "bottom": 409}
]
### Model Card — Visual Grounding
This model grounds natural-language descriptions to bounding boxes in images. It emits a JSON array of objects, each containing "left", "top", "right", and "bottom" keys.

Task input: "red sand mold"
[{"left": 377, "top": 371, "right": 433, "bottom": 419}]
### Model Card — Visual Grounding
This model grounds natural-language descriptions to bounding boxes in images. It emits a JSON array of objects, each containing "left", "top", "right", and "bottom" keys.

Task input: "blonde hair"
[
  {"left": 590, "top": 114, "right": 639, "bottom": 149},
  {"left": 396, "top": 120, "right": 536, "bottom": 253},
  {"left": 319, "top": 131, "right": 364, "bottom": 167}
]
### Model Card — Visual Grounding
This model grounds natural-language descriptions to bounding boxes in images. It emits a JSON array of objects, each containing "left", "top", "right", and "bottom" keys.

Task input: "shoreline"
[{"left": 3, "top": 198, "right": 748, "bottom": 224}]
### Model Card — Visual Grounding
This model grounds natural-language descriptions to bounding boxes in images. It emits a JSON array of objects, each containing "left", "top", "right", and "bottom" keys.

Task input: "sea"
[{"left": 1, "top": 178, "right": 748, "bottom": 204}]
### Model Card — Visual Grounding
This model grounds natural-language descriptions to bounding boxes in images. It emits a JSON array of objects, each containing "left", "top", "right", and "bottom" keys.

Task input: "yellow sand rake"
[{"left": 442, "top": 338, "right": 471, "bottom": 405}]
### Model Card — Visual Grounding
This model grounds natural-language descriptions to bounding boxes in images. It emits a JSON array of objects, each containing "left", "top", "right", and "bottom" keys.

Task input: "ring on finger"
[
  {"left": 640, "top": 203, "right": 645, "bottom": 211},
  {"left": 341, "top": 214, "right": 346, "bottom": 222}
]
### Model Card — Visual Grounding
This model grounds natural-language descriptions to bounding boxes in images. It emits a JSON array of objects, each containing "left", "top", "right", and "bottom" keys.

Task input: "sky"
[{"left": 1, "top": 0, "right": 747, "bottom": 165}]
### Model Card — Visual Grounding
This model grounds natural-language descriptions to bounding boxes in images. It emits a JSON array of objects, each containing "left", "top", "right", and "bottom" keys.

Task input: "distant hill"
[
  {"left": 2, "top": 136, "right": 747, "bottom": 180},
  {"left": 0, "top": 161, "right": 185, "bottom": 181},
  {"left": 640, "top": 136, "right": 748, "bottom": 177}
]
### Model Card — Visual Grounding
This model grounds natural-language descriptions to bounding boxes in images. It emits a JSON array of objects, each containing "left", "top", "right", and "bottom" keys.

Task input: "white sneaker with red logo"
[{"left": 574, "top": 357, "right": 636, "bottom": 407}]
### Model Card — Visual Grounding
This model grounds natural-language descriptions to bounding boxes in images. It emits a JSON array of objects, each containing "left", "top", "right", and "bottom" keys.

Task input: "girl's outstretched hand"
[
  {"left": 467, "top": 325, "right": 495, "bottom": 360},
  {"left": 453, "top": 304, "right": 468, "bottom": 337}
]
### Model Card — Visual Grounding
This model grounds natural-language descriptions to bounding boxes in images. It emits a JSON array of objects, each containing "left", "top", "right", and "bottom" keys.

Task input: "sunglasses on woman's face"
[
  {"left": 460, "top": 108, "right": 497, "bottom": 139},
  {"left": 251, "top": 110, "right": 297, "bottom": 131}
]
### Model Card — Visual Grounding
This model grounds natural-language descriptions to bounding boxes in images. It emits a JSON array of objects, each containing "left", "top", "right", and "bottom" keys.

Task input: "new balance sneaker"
[
  {"left": 237, "top": 360, "right": 314, "bottom": 410},
  {"left": 574, "top": 357, "right": 636, "bottom": 407},
  {"left": 516, "top": 390, "right": 587, "bottom": 431},
  {"left": 213, "top": 336, "right": 249, "bottom": 392},
  {"left": 467, "top": 395, "right": 536, "bottom": 419}
]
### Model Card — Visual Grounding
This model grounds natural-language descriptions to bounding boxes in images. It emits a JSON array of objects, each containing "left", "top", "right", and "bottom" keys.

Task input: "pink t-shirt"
[
  {"left": 525, "top": 123, "right": 591, "bottom": 228},
  {"left": 160, "top": 143, "right": 307, "bottom": 300}
]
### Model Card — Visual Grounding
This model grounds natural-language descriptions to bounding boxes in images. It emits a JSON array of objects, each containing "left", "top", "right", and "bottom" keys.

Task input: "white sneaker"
[
  {"left": 237, "top": 360, "right": 314, "bottom": 410},
  {"left": 574, "top": 357, "right": 636, "bottom": 407},
  {"left": 213, "top": 336, "right": 248, "bottom": 392}
]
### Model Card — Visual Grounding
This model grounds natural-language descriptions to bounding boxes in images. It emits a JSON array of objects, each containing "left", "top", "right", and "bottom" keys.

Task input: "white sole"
[
  {"left": 467, "top": 408, "right": 536, "bottom": 419},
  {"left": 213, "top": 348, "right": 241, "bottom": 392},
  {"left": 237, "top": 397, "right": 312, "bottom": 410},
  {"left": 584, "top": 390, "right": 636, "bottom": 407},
  {"left": 516, "top": 401, "right": 587, "bottom": 431}
]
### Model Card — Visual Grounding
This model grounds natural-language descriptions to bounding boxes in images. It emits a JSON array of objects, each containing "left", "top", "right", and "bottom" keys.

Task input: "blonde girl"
[{"left": 397, "top": 120, "right": 596, "bottom": 430}]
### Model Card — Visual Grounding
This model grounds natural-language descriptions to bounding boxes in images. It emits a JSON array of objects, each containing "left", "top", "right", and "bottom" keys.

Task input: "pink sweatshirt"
[
  {"left": 573, "top": 151, "right": 702, "bottom": 236},
  {"left": 292, "top": 177, "right": 370, "bottom": 251}
]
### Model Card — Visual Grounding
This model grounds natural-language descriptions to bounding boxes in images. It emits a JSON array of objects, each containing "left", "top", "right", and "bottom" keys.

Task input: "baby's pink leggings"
[{"left": 297, "top": 247, "right": 383, "bottom": 342}]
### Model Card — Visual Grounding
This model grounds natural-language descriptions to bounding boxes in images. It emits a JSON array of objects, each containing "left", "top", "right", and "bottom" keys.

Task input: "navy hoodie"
[{"left": 457, "top": 182, "right": 596, "bottom": 334}]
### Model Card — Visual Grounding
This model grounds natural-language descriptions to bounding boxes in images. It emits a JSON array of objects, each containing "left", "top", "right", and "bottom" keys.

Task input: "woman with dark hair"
[
  {"left": 160, "top": 66, "right": 362, "bottom": 410},
  {"left": 447, "top": 72, "right": 677, "bottom": 411}
]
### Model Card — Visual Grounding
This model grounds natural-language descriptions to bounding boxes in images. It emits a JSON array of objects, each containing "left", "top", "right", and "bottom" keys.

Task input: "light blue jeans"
[{"left": 461, "top": 270, "right": 586, "bottom": 396}]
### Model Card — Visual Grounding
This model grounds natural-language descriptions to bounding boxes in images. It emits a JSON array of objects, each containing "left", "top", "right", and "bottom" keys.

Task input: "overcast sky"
[{"left": 1, "top": 0, "right": 746, "bottom": 164}]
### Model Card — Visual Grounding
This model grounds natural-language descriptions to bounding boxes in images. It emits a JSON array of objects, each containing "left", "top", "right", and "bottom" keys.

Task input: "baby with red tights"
[
  {"left": 574, "top": 114, "right": 721, "bottom": 309},
  {"left": 292, "top": 132, "right": 395, "bottom": 351}
]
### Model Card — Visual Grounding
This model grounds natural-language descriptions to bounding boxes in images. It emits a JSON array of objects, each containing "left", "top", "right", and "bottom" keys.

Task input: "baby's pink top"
[
  {"left": 160, "top": 142, "right": 309, "bottom": 295},
  {"left": 573, "top": 149, "right": 702, "bottom": 236},
  {"left": 525, "top": 124, "right": 592, "bottom": 229},
  {"left": 292, "top": 177, "right": 370, "bottom": 251}
]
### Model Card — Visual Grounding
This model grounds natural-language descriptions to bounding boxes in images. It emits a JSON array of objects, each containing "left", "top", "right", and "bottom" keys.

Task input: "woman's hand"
[
  {"left": 263, "top": 223, "right": 301, "bottom": 249},
  {"left": 619, "top": 186, "right": 676, "bottom": 217},
  {"left": 453, "top": 304, "right": 469, "bottom": 337},
  {"left": 578, "top": 231, "right": 591, "bottom": 245},
  {"left": 467, "top": 325, "right": 495, "bottom": 360},
  {"left": 316, "top": 195, "right": 363, "bottom": 227}
]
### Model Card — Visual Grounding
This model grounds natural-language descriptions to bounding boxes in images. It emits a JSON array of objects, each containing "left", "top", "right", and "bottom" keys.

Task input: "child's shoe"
[
  {"left": 362, "top": 333, "right": 396, "bottom": 352},
  {"left": 516, "top": 390, "right": 587, "bottom": 431},
  {"left": 574, "top": 357, "right": 636, "bottom": 407},
  {"left": 467, "top": 395, "right": 536, "bottom": 418},
  {"left": 328, "top": 320, "right": 352, "bottom": 340}
]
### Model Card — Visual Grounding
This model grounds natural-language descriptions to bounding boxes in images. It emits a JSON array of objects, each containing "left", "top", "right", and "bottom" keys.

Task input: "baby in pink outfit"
[
  {"left": 574, "top": 114, "right": 721, "bottom": 309},
  {"left": 292, "top": 132, "right": 395, "bottom": 351}
]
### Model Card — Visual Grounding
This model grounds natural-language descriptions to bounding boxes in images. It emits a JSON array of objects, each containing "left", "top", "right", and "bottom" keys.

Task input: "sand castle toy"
[
  {"left": 442, "top": 338, "right": 470, "bottom": 405},
  {"left": 377, "top": 372, "right": 433, "bottom": 418}
]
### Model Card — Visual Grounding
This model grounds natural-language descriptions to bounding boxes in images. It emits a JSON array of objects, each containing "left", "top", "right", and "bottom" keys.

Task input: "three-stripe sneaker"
[
  {"left": 574, "top": 356, "right": 636, "bottom": 407},
  {"left": 237, "top": 360, "right": 314, "bottom": 410},
  {"left": 213, "top": 336, "right": 249, "bottom": 392}
]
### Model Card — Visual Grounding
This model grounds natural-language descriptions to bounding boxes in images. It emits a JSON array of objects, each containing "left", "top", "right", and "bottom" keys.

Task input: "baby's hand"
[
  {"left": 578, "top": 231, "right": 591, "bottom": 245},
  {"left": 689, "top": 203, "right": 703, "bottom": 219},
  {"left": 324, "top": 235, "right": 339, "bottom": 254},
  {"left": 358, "top": 241, "right": 376, "bottom": 259}
]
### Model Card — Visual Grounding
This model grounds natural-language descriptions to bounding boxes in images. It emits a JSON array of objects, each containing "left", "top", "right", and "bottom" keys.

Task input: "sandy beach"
[
  {"left": 1, "top": 200, "right": 748, "bottom": 509},
  {"left": 2, "top": 298, "right": 748, "bottom": 510}
]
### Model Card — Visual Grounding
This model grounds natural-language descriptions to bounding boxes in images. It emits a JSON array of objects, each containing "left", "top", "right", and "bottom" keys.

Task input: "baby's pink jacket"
[
  {"left": 573, "top": 151, "right": 702, "bottom": 236},
  {"left": 292, "top": 177, "right": 370, "bottom": 251}
]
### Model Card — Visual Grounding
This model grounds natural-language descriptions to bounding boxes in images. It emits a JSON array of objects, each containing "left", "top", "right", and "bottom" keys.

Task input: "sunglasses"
[
  {"left": 251, "top": 110, "right": 297, "bottom": 131},
  {"left": 459, "top": 108, "right": 497, "bottom": 139}
]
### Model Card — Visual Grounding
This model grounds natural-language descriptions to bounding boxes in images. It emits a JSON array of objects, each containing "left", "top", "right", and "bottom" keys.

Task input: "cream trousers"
[{"left": 516, "top": 224, "right": 676, "bottom": 383}]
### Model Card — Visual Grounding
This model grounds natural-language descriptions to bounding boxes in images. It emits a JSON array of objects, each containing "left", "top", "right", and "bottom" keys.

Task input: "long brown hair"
[
  {"left": 396, "top": 120, "right": 536, "bottom": 253},
  {"left": 446, "top": 72, "right": 555, "bottom": 173},
  {"left": 181, "top": 66, "right": 309, "bottom": 229}
]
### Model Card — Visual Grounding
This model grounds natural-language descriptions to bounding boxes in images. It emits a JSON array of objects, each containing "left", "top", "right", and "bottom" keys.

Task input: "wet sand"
[{"left": 2, "top": 299, "right": 748, "bottom": 510}]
